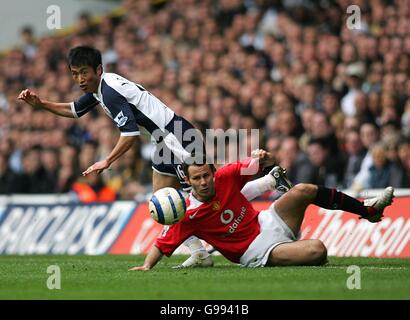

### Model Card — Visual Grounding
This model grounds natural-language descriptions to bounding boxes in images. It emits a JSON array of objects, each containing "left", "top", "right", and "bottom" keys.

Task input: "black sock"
[{"left": 313, "top": 186, "right": 368, "bottom": 217}]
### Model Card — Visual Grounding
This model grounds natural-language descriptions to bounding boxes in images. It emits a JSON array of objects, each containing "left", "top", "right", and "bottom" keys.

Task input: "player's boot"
[
  {"left": 173, "top": 251, "right": 214, "bottom": 269},
  {"left": 269, "top": 166, "right": 293, "bottom": 193},
  {"left": 362, "top": 186, "right": 394, "bottom": 223}
]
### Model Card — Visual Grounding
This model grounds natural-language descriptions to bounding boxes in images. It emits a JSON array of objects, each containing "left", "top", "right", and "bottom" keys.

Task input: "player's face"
[
  {"left": 187, "top": 164, "right": 215, "bottom": 202},
  {"left": 70, "top": 65, "right": 102, "bottom": 93}
]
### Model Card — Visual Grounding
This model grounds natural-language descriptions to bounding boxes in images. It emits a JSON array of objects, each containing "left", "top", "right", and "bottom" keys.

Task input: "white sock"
[{"left": 183, "top": 236, "right": 209, "bottom": 256}]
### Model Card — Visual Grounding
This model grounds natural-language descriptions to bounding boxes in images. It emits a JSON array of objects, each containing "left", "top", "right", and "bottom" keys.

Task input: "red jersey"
[{"left": 155, "top": 158, "right": 262, "bottom": 263}]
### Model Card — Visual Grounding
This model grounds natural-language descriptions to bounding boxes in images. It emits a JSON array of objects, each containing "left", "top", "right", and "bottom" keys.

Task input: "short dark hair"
[
  {"left": 308, "top": 137, "right": 330, "bottom": 151},
  {"left": 181, "top": 153, "right": 215, "bottom": 178},
  {"left": 361, "top": 121, "right": 380, "bottom": 131},
  {"left": 68, "top": 46, "right": 102, "bottom": 72}
]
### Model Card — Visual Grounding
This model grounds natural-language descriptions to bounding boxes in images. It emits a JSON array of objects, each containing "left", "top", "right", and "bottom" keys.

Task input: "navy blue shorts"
[{"left": 151, "top": 115, "right": 205, "bottom": 191}]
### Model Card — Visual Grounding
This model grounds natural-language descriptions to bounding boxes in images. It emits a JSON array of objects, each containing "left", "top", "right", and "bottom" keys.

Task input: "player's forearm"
[
  {"left": 105, "top": 135, "right": 138, "bottom": 166},
  {"left": 241, "top": 174, "right": 275, "bottom": 200},
  {"left": 39, "top": 100, "right": 75, "bottom": 118},
  {"left": 143, "top": 246, "right": 163, "bottom": 269}
]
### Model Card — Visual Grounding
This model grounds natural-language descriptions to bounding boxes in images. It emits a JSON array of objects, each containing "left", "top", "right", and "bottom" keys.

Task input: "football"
[{"left": 149, "top": 187, "right": 187, "bottom": 225}]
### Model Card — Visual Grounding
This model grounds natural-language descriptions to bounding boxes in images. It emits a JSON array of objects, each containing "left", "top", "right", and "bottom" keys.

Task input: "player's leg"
[
  {"left": 152, "top": 170, "right": 180, "bottom": 192},
  {"left": 274, "top": 183, "right": 394, "bottom": 236},
  {"left": 268, "top": 239, "right": 327, "bottom": 266},
  {"left": 273, "top": 183, "right": 318, "bottom": 236}
]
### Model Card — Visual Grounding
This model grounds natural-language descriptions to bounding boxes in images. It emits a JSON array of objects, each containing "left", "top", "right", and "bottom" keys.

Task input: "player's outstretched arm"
[
  {"left": 129, "top": 246, "right": 163, "bottom": 271},
  {"left": 18, "top": 89, "right": 75, "bottom": 118},
  {"left": 82, "top": 135, "right": 138, "bottom": 176}
]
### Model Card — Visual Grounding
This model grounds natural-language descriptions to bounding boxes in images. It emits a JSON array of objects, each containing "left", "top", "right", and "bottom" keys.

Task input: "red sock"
[{"left": 313, "top": 186, "right": 368, "bottom": 217}]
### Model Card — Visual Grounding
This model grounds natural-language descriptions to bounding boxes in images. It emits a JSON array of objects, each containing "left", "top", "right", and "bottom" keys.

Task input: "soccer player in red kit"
[{"left": 129, "top": 150, "right": 394, "bottom": 270}]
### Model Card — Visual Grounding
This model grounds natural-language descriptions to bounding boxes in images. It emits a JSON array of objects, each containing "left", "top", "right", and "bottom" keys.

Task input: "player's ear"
[
  {"left": 184, "top": 176, "right": 191, "bottom": 185},
  {"left": 96, "top": 64, "right": 103, "bottom": 76}
]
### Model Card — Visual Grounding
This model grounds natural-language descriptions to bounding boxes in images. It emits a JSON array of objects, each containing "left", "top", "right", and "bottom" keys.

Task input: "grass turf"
[{"left": 0, "top": 255, "right": 409, "bottom": 300}]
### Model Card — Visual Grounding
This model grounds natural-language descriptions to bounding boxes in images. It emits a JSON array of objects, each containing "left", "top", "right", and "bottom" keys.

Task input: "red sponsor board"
[
  {"left": 110, "top": 197, "right": 410, "bottom": 258},
  {"left": 110, "top": 203, "right": 163, "bottom": 254},
  {"left": 301, "top": 197, "right": 410, "bottom": 258}
]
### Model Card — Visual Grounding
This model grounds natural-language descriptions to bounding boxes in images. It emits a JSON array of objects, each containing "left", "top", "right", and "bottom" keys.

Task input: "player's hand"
[
  {"left": 17, "top": 89, "right": 43, "bottom": 108},
  {"left": 82, "top": 159, "right": 110, "bottom": 176},
  {"left": 251, "top": 149, "right": 276, "bottom": 167},
  {"left": 128, "top": 265, "right": 150, "bottom": 271}
]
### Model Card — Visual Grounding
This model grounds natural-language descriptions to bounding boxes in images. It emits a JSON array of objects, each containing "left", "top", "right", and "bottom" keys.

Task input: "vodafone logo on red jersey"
[
  {"left": 220, "top": 210, "right": 234, "bottom": 224},
  {"left": 220, "top": 207, "right": 248, "bottom": 234}
]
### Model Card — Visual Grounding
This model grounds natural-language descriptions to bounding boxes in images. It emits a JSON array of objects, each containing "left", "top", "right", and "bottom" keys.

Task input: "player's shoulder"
[
  {"left": 101, "top": 73, "right": 136, "bottom": 95},
  {"left": 101, "top": 72, "right": 129, "bottom": 86},
  {"left": 215, "top": 161, "right": 241, "bottom": 178}
]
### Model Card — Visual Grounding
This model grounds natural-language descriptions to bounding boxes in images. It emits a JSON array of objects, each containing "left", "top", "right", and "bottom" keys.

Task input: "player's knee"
[
  {"left": 293, "top": 184, "right": 317, "bottom": 200},
  {"left": 309, "top": 240, "right": 327, "bottom": 265}
]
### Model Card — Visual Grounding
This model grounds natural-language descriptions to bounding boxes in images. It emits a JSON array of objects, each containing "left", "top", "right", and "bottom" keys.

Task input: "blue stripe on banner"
[
  {"left": 176, "top": 190, "right": 186, "bottom": 212},
  {"left": 167, "top": 194, "right": 178, "bottom": 219},
  {"left": 117, "top": 206, "right": 135, "bottom": 231},
  {"left": 106, "top": 204, "right": 138, "bottom": 254},
  {"left": 151, "top": 195, "right": 165, "bottom": 224}
]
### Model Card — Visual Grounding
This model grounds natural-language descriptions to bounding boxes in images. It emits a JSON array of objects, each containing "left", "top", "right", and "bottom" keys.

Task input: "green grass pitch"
[{"left": 0, "top": 255, "right": 409, "bottom": 300}]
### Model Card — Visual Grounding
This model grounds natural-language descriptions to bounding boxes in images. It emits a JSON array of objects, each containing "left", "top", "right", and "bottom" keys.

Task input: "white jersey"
[{"left": 70, "top": 72, "right": 175, "bottom": 137}]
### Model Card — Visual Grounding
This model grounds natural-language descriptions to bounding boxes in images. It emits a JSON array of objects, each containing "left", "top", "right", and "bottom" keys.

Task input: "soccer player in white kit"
[{"left": 129, "top": 150, "right": 394, "bottom": 270}]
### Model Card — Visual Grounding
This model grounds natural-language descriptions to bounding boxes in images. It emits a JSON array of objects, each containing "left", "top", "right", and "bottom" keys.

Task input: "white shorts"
[{"left": 239, "top": 203, "right": 301, "bottom": 268}]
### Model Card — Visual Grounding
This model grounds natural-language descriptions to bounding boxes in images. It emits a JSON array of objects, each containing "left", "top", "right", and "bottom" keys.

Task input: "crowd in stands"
[{"left": 0, "top": 0, "right": 409, "bottom": 201}]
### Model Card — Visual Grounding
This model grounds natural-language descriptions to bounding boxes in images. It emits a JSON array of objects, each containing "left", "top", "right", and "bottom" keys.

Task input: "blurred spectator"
[
  {"left": 351, "top": 122, "right": 380, "bottom": 191},
  {"left": 277, "top": 109, "right": 303, "bottom": 138},
  {"left": 40, "top": 147, "right": 59, "bottom": 192},
  {"left": 310, "top": 111, "right": 340, "bottom": 155},
  {"left": 298, "top": 107, "right": 315, "bottom": 152},
  {"left": 58, "top": 144, "right": 79, "bottom": 193},
  {"left": 72, "top": 173, "right": 117, "bottom": 203},
  {"left": 341, "top": 62, "right": 365, "bottom": 117},
  {"left": 278, "top": 136, "right": 315, "bottom": 184},
  {"left": 398, "top": 138, "right": 410, "bottom": 187},
  {"left": 353, "top": 91, "right": 374, "bottom": 124},
  {"left": 79, "top": 140, "right": 98, "bottom": 172},
  {"left": 367, "top": 142, "right": 403, "bottom": 188},
  {"left": 342, "top": 130, "right": 366, "bottom": 188},
  {"left": 12, "top": 146, "right": 57, "bottom": 193},
  {"left": 0, "top": 80, "right": 9, "bottom": 111},
  {"left": 0, "top": 153, "right": 17, "bottom": 194},
  {"left": 307, "top": 138, "right": 343, "bottom": 188},
  {"left": 19, "top": 25, "right": 37, "bottom": 60},
  {"left": 76, "top": 11, "right": 98, "bottom": 36},
  {"left": 321, "top": 90, "right": 344, "bottom": 130}
]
